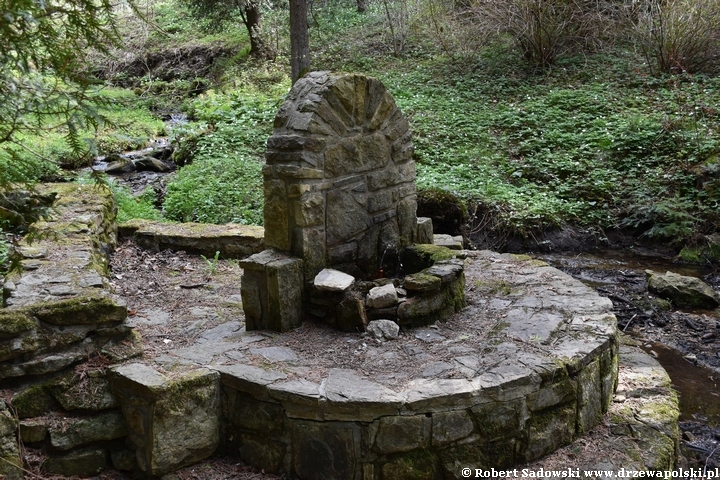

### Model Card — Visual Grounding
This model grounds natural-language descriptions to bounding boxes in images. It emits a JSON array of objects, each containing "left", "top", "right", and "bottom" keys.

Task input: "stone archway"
[{"left": 263, "top": 71, "right": 417, "bottom": 280}]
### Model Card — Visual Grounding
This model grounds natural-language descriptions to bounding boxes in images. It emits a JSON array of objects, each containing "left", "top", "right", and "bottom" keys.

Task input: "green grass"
[{"left": 163, "top": 89, "right": 284, "bottom": 224}]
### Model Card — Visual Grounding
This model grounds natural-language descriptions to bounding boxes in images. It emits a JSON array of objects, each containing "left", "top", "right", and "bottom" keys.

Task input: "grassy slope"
[
  {"left": 307, "top": 2, "right": 720, "bottom": 245},
  {"left": 9, "top": 0, "right": 717, "bottom": 251}
]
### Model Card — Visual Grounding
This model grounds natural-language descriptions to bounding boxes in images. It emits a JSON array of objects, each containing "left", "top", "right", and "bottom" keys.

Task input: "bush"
[
  {"left": 630, "top": 0, "right": 720, "bottom": 74},
  {"left": 163, "top": 153, "right": 264, "bottom": 224},
  {"left": 467, "top": 0, "right": 604, "bottom": 69}
]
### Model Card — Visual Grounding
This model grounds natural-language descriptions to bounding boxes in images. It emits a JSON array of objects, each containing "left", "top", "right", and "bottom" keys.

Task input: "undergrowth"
[
  {"left": 163, "top": 89, "right": 283, "bottom": 224},
  {"left": 8, "top": 0, "right": 718, "bottom": 252}
]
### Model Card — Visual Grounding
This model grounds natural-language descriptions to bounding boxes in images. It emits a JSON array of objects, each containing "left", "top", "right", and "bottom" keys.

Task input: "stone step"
[{"left": 118, "top": 219, "right": 265, "bottom": 258}]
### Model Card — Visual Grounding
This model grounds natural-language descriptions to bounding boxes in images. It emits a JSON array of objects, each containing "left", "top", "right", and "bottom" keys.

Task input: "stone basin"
[{"left": 150, "top": 250, "right": 619, "bottom": 478}]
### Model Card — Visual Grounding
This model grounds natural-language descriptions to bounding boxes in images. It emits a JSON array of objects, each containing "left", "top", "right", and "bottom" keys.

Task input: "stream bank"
[{"left": 532, "top": 250, "right": 720, "bottom": 471}]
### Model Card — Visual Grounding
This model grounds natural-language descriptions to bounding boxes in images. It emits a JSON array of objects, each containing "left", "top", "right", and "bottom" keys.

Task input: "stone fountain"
[{"left": 240, "top": 71, "right": 463, "bottom": 333}]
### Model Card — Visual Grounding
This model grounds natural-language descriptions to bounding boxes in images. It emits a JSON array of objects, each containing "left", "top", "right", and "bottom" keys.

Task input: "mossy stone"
[
  {"left": 35, "top": 295, "right": 126, "bottom": 325},
  {"left": 0, "top": 309, "right": 36, "bottom": 338},
  {"left": 43, "top": 447, "right": 107, "bottom": 477},
  {"left": 50, "top": 371, "right": 118, "bottom": 411},
  {"left": 382, "top": 449, "right": 439, "bottom": 480},
  {"left": 403, "top": 273, "right": 441, "bottom": 292},
  {"left": 12, "top": 383, "right": 56, "bottom": 418},
  {"left": 401, "top": 244, "right": 456, "bottom": 274}
]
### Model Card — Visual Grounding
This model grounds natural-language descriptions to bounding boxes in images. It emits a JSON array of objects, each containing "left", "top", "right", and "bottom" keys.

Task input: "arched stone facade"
[{"left": 263, "top": 71, "right": 417, "bottom": 280}]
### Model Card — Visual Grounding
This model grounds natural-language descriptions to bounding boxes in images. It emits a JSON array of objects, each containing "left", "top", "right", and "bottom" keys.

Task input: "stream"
[{"left": 535, "top": 250, "right": 720, "bottom": 469}]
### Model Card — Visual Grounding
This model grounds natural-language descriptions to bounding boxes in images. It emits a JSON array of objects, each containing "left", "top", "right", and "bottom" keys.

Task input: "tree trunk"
[
  {"left": 240, "top": 0, "right": 267, "bottom": 58},
  {"left": 356, "top": 0, "right": 367, "bottom": 13},
  {"left": 289, "top": 0, "right": 310, "bottom": 84}
]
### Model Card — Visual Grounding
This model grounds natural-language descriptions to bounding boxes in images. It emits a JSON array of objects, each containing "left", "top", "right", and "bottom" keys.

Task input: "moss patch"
[
  {"left": 34, "top": 295, "right": 126, "bottom": 325},
  {"left": 0, "top": 309, "right": 36, "bottom": 338},
  {"left": 12, "top": 383, "right": 57, "bottom": 418}
]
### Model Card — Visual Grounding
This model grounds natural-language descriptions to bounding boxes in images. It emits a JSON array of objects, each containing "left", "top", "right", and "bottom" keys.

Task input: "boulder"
[
  {"left": 367, "top": 319, "right": 400, "bottom": 341},
  {"left": 104, "top": 156, "right": 136, "bottom": 174},
  {"left": 314, "top": 268, "right": 355, "bottom": 292},
  {"left": 134, "top": 156, "right": 175, "bottom": 173},
  {"left": 646, "top": 270, "right": 720, "bottom": 309}
]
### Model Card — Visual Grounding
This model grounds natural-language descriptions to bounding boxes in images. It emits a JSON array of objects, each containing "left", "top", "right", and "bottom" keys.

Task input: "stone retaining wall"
[
  {"left": 214, "top": 330, "right": 618, "bottom": 479},
  {"left": 0, "top": 184, "right": 140, "bottom": 478}
]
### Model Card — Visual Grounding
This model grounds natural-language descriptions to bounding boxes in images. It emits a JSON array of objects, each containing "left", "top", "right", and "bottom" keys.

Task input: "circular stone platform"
[{"left": 154, "top": 250, "right": 619, "bottom": 479}]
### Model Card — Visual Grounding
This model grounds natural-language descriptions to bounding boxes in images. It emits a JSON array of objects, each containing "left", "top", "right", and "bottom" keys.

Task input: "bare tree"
[{"left": 188, "top": 0, "right": 270, "bottom": 58}]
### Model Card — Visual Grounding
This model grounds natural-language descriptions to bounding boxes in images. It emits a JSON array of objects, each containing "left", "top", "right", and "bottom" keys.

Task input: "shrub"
[
  {"left": 629, "top": 0, "right": 720, "bottom": 74},
  {"left": 468, "top": 0, "right": 604, "bottom": 69}
]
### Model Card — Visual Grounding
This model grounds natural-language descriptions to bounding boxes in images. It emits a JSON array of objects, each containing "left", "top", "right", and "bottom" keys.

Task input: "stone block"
[
  {"left": 19, "top": 420, "right": 47, "bottom": 443},
  {"left": 0, "top": 402, "right": 21, "bottom": 479},
  {"left": 240, "top": 272, "right": 264, "bottom": 330},
  {"left": 368, "top": 190, "right": 396, "bottom": 213},
  {"left": 263, "top": 180, "right": 290, "bottom": 251},
  {"left": 433, "top": 234, "right": 463, "bottom": 250},
  {"left": 43, "top": 448, "right": 107, "bottom": 477},
  {"left": 366, "top": 319, "right": 400, "bottom": 341},
  {"left": 111, "top": 449, "right": 137, "bottom": 471},
  {"left": 397, "top": 195, "right": 418, "bottom": 245},
  {"left": 267, "top": 135, "right": 326, "bottom": 153},
  {"left": 403, "top": 273, "right": 441, "bottom": 292},
  {"left": 523, "top": 403, "right": 576, "bottom": 462},
  {"left": 292, "top": 420, "right": 361, "bottom": 479},
  {"left": 328, "top": 243, "right": 358, "bottom": 264},
  {"left": 526, "top": 379, "right": 577, "bottom": 412},
  {"left": 50, "top": 372, "right": 118, "bottom": 411},
  {"left": 215, "top": 364, "right": 287, "bottom": 399},
  {"left": 292, "top": 227, "right": 326, "bottom": 281},
  {"left": 241, "top": 250, "right": 304, "bottom": 332},
  {"left": 34, "top": 295, "right": 127, "bottom": 326},
  {"left": 426, "top": 261, "right": 464, "bottom": 283},
  {"left": 111, "top": 365, "right": 220, "bottom": 477},
  {"left": 432, "top": 410, "right": 475, "bottom": 446},
  {"left": 267, "top": 257, "right": 304, "bottom": 332},
  {"left": 368, "top": 166, "right": 401, "bottom": 191},
  {"left": 326, "top": 189, "right": 371, "bottom": 246},
  {"left": 323, "top": 369, "right": 403, "bottom": 421},
  {"left": 238, "top": 432, "right": 287, "bottom": 474},
  {"left": 12, "top": 383, "right": 56, "bottom": 418},
  {"left": 577, "top": 359, "right": 602, "bottom": 434},
  {"left": 294, "top": 192, "right": 324, "bottom": 227},
  {"left": 50, "top": 411, "right": 126, "bottom": 451},
  {"left": 397, "top": 275, "right": 465, "bottom": 326},
  {"left": 373, "top": 414, "right": 431, "bottom": 454},
  {"left": 366, "top": 283, "right": 398, "bottom": 309},
  {"left": 0, "top": 309, "right": 36, "bottom": 339},
  {"left": 381, "top": 449, "right": 439, "bottom": 480},
  {"left": 127, "top": 221, "right": 265, "bottom": 259},
  {"left": 336, "top": 294, "right": 368, "bottom": 332},
  {"left": 470, "top": 399, "right": 528, "bottom": 441},
  {"left": 314, "top": 268, "right": 355, "bottom": 292},
  {"left": 357, "top": 225, "right": 380, "bottom": 276},
  {"left": 224, "top": 389, "right": 285, "bottom": 436}
]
